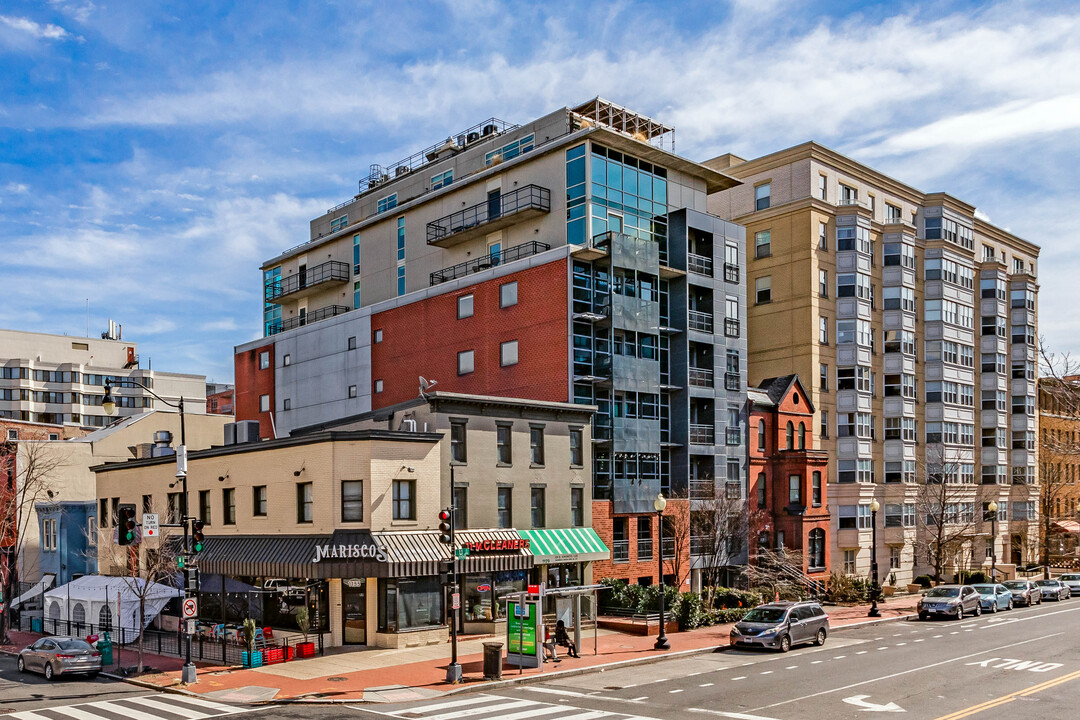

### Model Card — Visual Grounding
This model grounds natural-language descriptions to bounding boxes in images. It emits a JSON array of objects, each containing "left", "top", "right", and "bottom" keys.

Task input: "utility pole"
[{"left": 445, "top": 464, "right": 462, "bottom": 683}]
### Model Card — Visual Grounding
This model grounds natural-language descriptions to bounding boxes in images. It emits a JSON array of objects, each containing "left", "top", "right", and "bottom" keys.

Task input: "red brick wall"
[
  {"left": 206, "top": 389, "right": 235, "bottom": 415},
  {"left": 591, "top": 500, "right": 693, "bottom": 589},
  {"left": 234, "top": 344, "right": 275, "bottom": 438},
  {"left": 370, "top": 260, "right": 571, "bottom": 408}
]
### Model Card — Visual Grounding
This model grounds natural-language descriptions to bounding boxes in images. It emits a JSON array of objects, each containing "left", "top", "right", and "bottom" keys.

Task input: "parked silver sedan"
[
  {"left": 1035, "top": 579, "right": 1071, "bottom": 601},
  {"left": 1003, "top": 579, "right": 1042, "bottom": 607},
  {"left": 917, "top": 585, "right": 982, "bottom": 620},
  {"left": 17, "top": 637, "right": 101, "bottom": 679},
  {"left": 972, "top": 583, "right": 1014, "bottom": 613},
  {"left": 1060, "top": 573, "right": 1080, "bottom": 595}
]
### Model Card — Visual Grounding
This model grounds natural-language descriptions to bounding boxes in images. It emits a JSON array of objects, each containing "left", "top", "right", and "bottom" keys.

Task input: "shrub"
[
  {"left": 956, "top": 571, "right": 988, "bottom": 585},
  {"left": 825, "top": 572, "right": 871, "bottom": 603},
  {"left": 710, "top": 587, "right": 763, "bottom": 610},
  {"left": 712, "top": 608, "right": 749, "bottom": 624},
  {"left": 914, "top": 575, "right": 934, "bottom": 588}
]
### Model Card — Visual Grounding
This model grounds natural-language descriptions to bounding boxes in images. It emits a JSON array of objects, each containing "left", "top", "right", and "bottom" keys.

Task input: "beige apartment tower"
[{"left": 708, "top": 143, "right": 1040, "bottom": 585}]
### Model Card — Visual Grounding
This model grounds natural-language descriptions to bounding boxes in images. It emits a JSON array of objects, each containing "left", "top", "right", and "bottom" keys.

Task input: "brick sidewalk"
[{"left": 116, "top": 597, "right": 917, "bottom": 702}]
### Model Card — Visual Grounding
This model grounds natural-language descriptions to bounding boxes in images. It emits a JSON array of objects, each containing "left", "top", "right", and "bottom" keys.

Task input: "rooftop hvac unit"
[
  {"left": 466, "top": 131, "right": 480, "bottom": 144},
  {"left": 482, "top": 124, "right": 497, "bottom": 136},
  {"left": 396, "top": 166, "right": 411, "bottom": 176},
  {"left": 234, "top": 420, "right": 260, "bottom": 444}
]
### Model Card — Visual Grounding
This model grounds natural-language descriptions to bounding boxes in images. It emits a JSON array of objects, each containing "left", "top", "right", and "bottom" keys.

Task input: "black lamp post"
[
  {"left": 988, "top": 500, "right": 999, "bottom": 581},
  {"left": 103, "top": 379, "right": 195, "bottom": 684},
  {"left": 653, "top": 493, "right": 670, "bottom": 650},
  {"left": 868, "top": 498, "right": 881, "bottom": 617}
]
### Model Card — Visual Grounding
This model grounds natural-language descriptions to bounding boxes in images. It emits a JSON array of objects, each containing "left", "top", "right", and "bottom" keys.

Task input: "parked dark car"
[
  {"left": 917, "top": 585, "right": 982, "bottom": 620},
  {"left": 1003, "top": 579, "right": 1043, "bottom": 606},
  {"left": 1035, "top": 579, "right": 1071, "bottom": 601},
  {"left": 17, "top": 637, "right": 101, "bottom": 680},
  {"left": 730, "top": 601, "right": 829, "bottom": 652}
]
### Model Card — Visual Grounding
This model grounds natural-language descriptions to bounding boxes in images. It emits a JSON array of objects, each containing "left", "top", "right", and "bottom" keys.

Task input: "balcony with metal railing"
[
  {"left": 688, "top": 310, "right": 714, "bottom": 333},
  {"left": 429, "top": 241, "right": 550, "bottom": 285},
  {"left": 689, "top": 424, "right": 715, "bottom": 445},
  {"left": 637, "top": 538, "right": 653, "bottom": 560},
  {"left": 265, "top": 261, "right": 350, "bottom": 303},
  {"left": 690, "top": 478, "right": 715, "bottom": 499},
  {"left": 688, "top": 367, "right": 714, "bottom": 388},
  {"left": 662, "top": 538, "right": 675, "bottom": 559},
  {"left": 613, "top": 540, "right": 630, "bottom": 563},
  {"left": 687, "top": 253, "right": 713, "bottom": 277},
  {"left": 724, "top": 318, "right": 740, "bottom": 338},
  {"left": 267, "top": 305, "right": 351, "bottom": 336},
  {"left": 426, "top": 184, "right": 551, "bottom": 247}
]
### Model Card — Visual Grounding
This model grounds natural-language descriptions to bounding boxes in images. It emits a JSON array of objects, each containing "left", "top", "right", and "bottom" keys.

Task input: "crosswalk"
[
  {"left": 380, "top": 693, "right": 661, "bottom": 720},
  {"left": 8, "top": 693, "right": 254, "bottom": 720}
]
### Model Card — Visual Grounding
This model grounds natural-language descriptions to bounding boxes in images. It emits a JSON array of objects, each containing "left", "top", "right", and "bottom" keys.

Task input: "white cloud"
[{"left": 0, "top": 14, "right": 75, "bottom": 40}]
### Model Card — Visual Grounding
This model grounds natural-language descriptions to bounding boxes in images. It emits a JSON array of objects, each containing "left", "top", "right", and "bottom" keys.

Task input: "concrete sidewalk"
[{"left": 110, "top": 597, "right": 917, "bottom": 703}]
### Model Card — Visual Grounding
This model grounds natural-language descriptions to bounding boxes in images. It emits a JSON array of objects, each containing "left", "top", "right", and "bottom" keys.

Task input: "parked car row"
[{"left": 918, "top": 579, "right": 1073, "bottom": 621}]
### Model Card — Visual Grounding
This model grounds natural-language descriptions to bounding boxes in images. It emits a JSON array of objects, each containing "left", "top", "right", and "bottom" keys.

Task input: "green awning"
[{"left": 518, "top": 528, "right": 609, "bottom": 564}]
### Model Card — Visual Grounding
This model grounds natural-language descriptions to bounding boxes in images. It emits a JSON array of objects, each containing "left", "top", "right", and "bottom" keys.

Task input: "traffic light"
[
  {"left": 191, "top": 519, "right": 205, "bottom": 554},
  {"left": 118, "top": 504, "right": 138, "bottom": 545},
  {"left": 438, "top": 508, "right": 453, "bottom": 544},
  {"left": 438, "top": 558, "right": 454, "bottom": 586}
]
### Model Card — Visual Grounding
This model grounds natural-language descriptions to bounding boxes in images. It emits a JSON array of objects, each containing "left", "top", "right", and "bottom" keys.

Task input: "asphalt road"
[{"left": 3, "top": 598, "right": 1078, "bottom": 720}]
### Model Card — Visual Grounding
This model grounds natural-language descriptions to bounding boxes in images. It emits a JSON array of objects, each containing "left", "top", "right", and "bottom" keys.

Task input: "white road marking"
[
  {"left": 812, "top": 660, "right": 823, "bottom": 664},
  {"left": 760, "top": 670, "right": 773, "bottom": 674},
  {"left": 896, "top": 642, "right": 907, "bottom": 646},
  {"left": 701, "top": 682, "right": 715, "bottom": 687},
  {"left": 914, "top": 639, "right": 924, "bottom": 643},
  {"left": 688, "top": 710, "right": 784, "bottom": 720},
  {"left": 670, "top": 689, "right": 684, "bottom": 694},
  {"left": 933, "top": 634, "right": 943, "bottom": 638},
  {"left": 856, "top": 651, "right": 868, "bottom": 655},
  {"left": 733, "top": 676, "right": 747, "bottom": 680},
  {"left": 785, "top": 665, "right": 798, "bottom": 669},
  {"left": 834, "top": 655, "right": 847, "bottom": 659},
  {"left": 877, "top": 647, "right": 888, "bottom": 650}
]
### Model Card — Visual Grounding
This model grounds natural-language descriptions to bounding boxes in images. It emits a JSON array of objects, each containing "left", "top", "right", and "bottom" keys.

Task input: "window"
[
  {"left": 498, "top": 487, "right": 513, "bottom": 528},
  {"left": 48, "top": 433, "right": 59, "bottom": 441},
  {"left": 820, "top": 363, "right": 829, "bottom": 390},
  {"left": 453, "top": 485, "right": 467, "bottom": 530},
  {"left": 812, "top": 471, "right": 822, "bottom": 506},
  {"left": 348, "top": 385, "right": 357, "bottom": 398},
  {"left": 396, "top": 265, "right": 405, "bottom": 296},
  {"left": 485, "top": 133, "right": 534, "bottom": 164},
  {"left": 259, "top": 351, "right": 270, "bottom": 369},
  {"left": 840, "top": 184, "right": 857, "bottom": 205},
  {"left": 253, "top": 486, "right": 267, "bottom": 516},
  {"left": 819, "top": 316, "right": 828, "bottom": 344},
  {"left": 198, "top": 490, "right": 211, "bottom": 525},
  {"left": 222, "top": 488, "right": 235, "bottom": 525},
  {"left": 374, "top": 380, "right": 383, "bottom": 393},
  {"left": 259, "top": 394, "right": 269, "bottom": 412},
  {"left": 330, "top": 214, "right": 348, "bottom": 232},
  {"left": 785, "top": 421, "right": 794, "bottom": 449},
  {"left": 757, "top": 419, "right": 766, "bottom": 452},
  {"left": 497, "top": 424, "right": 512, "bottom": 465},
  {"left": 820, "top": 410, "right": 828, "bottom": 439},
  {"left": 808, "top": 529, "right": 826, "bottom": 570},
  {"left": 431, "top": 169, "right": 453, "bottom": 189},
  {"left": 858, "top": 504, "right": 872, "bottom": 529},
  {"left": 884, "top": 242, "right": 915, "bottom": 269},
  {"left": 755, "top": 182, "right": 771, "bottom": 211},
  {"left": 839, "top": 505, "right": 857, "bottom": 529},
  {"left": 755, "top": 275, "right": 771, "bottom": 304},
  {"left": 457, "top": 294, "right": 473, "bottom": 319},
  {"left": 886, "top": 203, "right": 902, "bottom": 222},
  {"left": 570, "top": 427, "right": 584, "bottom": 467},
  {"left": 789, "top": 474, "right": 802, "bottom": 504},
  {"left": 754, "top": 230, "right": 771, "bottom": 258},
  {"left": 798, "top": 423, "right": 806, "bottom": 449},
  {"left": 297, "top": 482, "right": 313, "bottom": 523},
  {"left": 500, "top": 281, "right": 518, "bottom": 308},
  {"left": 342, "top": 480, "right": 363, "bottom": 522},
  {"left": 87, "top": 517, "right": 96, "bottom": 546},
  {"left": 42, "top": 519, "right": 56, "bottom": 551},
  {"left": 100, "top": 498, "right": 108, "bottom": 527},
  {"left": 166, "top": 493, "right": 183, "bottom": 523},
  {"left": 500, "top": 340, "right": 519, "bottom": 367},
  {"left": 818, "top": 174, "right": 827, "bottom": 200},
  {"left": 457, "top": 350, "right": 475, "bottom": 375},
  {"left": 530, "top": 425, "right": 545, "bottom": 465},
  {"left": 889, "top": 546, "right": 901, "bottom": 570},
  {"left": 283, "top": 353, "right": 291, "bottom": 366},
  {"left": 374, "top": 328, "right": 383, "bottom": 343},
  {"left": 348, "top": 336, "right": 357, "bottom": 350},
  {"left": 353, "top": 234, "right": 361, "bottom": 275},
  {"left": 377, "top": 194, "right": 397, "bottom": 214},
  {"left": 756, "top": 472, "right": 767, "bottom": 508},
  {"left": 450, "top": 421, "right": 467, "bottom": 463},
  {"left": 571, "top": 487, "right": 584, "bottom": 527},
  {"left": 531, "top": 487, "right": 546, "bottom": 527},
  {"left": 392, "top": 479, "right": 415, "bottom": 520},
  {"left": 819, "top": 269, "right": 828, "bottom": 297},
  {"left": 142, "top": 494, "right": 153, "bottom": 514},
  {"left": 818, "top": 222, "right": 828, "bottom": 250}
]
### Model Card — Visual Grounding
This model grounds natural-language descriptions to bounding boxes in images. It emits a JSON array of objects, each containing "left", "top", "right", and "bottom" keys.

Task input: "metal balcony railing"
[
  {"left": 429, "top": 241, "right": 550, "bottom": 285},
  {"left": 724, "top": 318, "right": 740, "bottom": 338},
  {"left": 724, "top": 372, "right": 741, "bottom": 391},
  {"left": 689, "top": 424, "right": 715, "bottom": 444},
  {"left": 687, "top": 254, "right": 713, "bottom": 277},
  {"left": 268, "top": 305, "right": 351, "bottom": 335},
  {"left": 662, "top": 538, "right": 675, "bottom": 559},
  {"left": 426, "top": 184, "right": 550, "bottom": 245},
  {"left": 613, "top": 540, "right": 630, "bottom": 563},
  {"left": 688, "top": 310, "right": 714, "bottom": 333},
  {"left": 726, "top": 427, "right": 742, "bottom": 446},
  {"left": 265, "top": 261, "right": 349, "bottom": 302},
  {"left": 637, "top": 538, "right": 653, "bottom": 560},
  {"left": 690, "top": 479, "right": 715, "bottom": 499},
  {"left": 688, "top": 367, "right": 714, "bottom": 388},
  {"left": 724, "top": 263, "right": 740, "bottom": 283}
]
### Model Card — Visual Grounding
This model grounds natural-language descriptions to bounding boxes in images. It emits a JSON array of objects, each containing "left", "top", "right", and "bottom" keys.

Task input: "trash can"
[
  {"left": 483, "top": 642, "right": 503, "bottom": 680},
  {"left": 98, "top": 632, "right": 113, "bottom": 667}
]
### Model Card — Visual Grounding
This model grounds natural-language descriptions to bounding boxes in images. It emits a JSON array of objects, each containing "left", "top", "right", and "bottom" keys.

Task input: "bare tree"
[
  {"left": 1034, "top": 346, "right": 1080, "bottom": 575},
  {"left": 95, "top": 504, "right": 181, "bottom": 674},
  {"left": 661, "top": 501, "right": 691, "bottom": 590},
  {"left": 0, "top": 438, "right": 67, "bottom": 644},
  {"left": 744, "top": 548, "right": 810, "bottom": 600},
  {"left": 914, "top": 448, "right": 980, "bottom": 583},
  {"left": 689, "top": 487, "right": 753, "bottom": 607}
]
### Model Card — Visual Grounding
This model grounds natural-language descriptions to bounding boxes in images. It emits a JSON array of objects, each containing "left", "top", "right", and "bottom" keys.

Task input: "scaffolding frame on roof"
[{"left": 572, "top": 97, "right": 675, "bottom": 151}]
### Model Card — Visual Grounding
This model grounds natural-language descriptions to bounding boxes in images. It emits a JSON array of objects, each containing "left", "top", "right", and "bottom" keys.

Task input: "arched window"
[
  {"left": 756, "top": 472, "right": 767, "bottom": 508},
  {"left": 798, "top": 422, "right": 806, "bottom": 450},
  {"left": 48, "top": 601, "right": 60, "bottom": 619},
  {"left": 757, "top": 419, "right": 766, "bottom": 452},
  {"left": 786, "top": 421, "right": 794, "bottom": 450},
  {"left": 72, "top": 603, "right": 86, "bottom": 624},
  {"left": 808, "top": 528, "right": 826, "bottom": 570},
  {"left": 99, "top": 605, "right": 112, "bottom": 631}
]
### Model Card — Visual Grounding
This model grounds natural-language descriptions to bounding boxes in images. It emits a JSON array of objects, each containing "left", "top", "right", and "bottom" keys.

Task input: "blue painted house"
[{"left": 36, "top": 501, "right": 97, "bottom": 585}]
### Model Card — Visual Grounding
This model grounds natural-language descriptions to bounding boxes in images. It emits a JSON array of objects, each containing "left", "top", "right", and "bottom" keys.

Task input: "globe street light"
[
  {"left": 868, "top": 498, "right": 881, "bottom": 618},
  {"left": 653, "top": 493, "right": 669, "bottom": 650},
  {"left": 988, "top": 500, "right": 999, "bottom": 581}
]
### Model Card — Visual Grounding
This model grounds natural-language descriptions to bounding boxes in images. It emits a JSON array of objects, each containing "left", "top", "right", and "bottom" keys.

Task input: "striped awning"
[
  {"left": 457, "top": 529, "right": 534, "bottom": 574},
  {"left": 517, "top": 528, "right": 609, "bottom": 564}
]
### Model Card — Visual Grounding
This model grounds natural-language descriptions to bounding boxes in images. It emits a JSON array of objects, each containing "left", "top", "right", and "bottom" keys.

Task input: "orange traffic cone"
[{"left": 775, "top": 591, "right": 780, "bottom": 602}]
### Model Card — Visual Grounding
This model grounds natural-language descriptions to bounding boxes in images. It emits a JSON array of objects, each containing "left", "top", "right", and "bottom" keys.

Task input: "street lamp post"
[
  {"left": 988, "top": 500, "right": 999, "bottom": 581},
  {"left": 868, "top": 498, "right": 881, "bottom": 618},
  {"left": 102, "top": 380, "right": 195, "bottom": 684},
  {"left": 653, "top": 493, "right": 669, "bottom": 651}
]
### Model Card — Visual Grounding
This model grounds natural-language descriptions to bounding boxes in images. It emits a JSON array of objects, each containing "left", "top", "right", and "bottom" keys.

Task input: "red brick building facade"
[
  {"left": 590, "top": 498, "right": 693, "bottom": 590},
  {"left": 233, "top": 344, "right": 275, "bottom": 438},
  {"left": 748, "top": 375, "right": 830, "bottom": 581}
]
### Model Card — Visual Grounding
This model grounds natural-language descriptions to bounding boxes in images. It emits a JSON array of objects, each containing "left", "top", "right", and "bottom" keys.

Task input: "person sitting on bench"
[
  {"left": 542, "top": 625, "right": 560, "bottom": 662},
  {"left": 554, "top": 619, "right": 579, "bottom": 658}
]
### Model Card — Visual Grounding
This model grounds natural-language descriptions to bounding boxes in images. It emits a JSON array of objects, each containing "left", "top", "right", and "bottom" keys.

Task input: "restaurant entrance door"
[{"left": 342, "top": 578, "right": 366, "bottom": 645}]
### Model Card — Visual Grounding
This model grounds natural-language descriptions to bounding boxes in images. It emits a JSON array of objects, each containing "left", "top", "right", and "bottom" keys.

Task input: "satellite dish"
[{"left": 419, "top": 376, "right": 438, "bottom": 398}]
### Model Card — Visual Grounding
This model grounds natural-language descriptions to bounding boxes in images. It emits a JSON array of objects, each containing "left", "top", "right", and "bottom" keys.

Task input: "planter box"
[
  {"left": 907, "top": 584, "right": 924, "bottom": 594},
  {"left": 882, "top": 586, "right": 896, "bottom": 597},
  {"left": 241, "top": 650, "right": 263, "bottom": 668},
  {"left": 296, "top": 641, "right": 316, "bottom": 658},
  {"left": 264, "top": 647, "right": 284, "bottom": 664}
]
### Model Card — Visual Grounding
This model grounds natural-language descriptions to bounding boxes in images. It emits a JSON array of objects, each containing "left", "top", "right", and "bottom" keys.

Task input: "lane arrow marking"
[{"left": 844, "top": 695, "right": 905, "bottom": 712}]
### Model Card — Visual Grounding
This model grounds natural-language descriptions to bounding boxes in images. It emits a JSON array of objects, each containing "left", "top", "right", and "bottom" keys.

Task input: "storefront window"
[
  {"left": 378, "top": 577, "right": 443, "bottom": 632},
  {"left": 463, "top": 570, "right": 528, "bottom": 622}
]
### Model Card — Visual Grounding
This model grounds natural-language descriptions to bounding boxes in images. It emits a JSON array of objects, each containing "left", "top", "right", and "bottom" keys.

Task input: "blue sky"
[{"left": 2, "top": 0, "right": 1080, "bottom": 383}]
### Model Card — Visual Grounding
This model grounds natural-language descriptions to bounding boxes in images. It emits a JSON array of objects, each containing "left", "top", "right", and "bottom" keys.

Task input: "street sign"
[
  {"left": 185, "top": 620, "right": 196, "bottom": 635},
  {"left": 452, "top": 592, "right": 461, "bottom": 610},
  {"left": 142, "top": 513, "right": 159, "bottom": 538},
  {"left": 182, "top": 597, "right": 198, "bottom": 619},
  {"left": 454, "top": 547, "right": 470, "bottom": 558}
]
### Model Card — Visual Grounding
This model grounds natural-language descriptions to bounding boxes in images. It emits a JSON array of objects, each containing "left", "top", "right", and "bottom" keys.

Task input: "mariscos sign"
[
  {"left": 311, "top": 543, "right": 388, "bottom": 563},
  {"left": 464, "top": 538, "right": 531, "bottom": 553}
]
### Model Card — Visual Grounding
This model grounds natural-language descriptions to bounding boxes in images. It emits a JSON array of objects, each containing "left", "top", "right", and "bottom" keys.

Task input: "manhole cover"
[
  {"left": 0, "top": 709, "right": 17, "bottom": 715},
  {"left": 327, "top": 677, "right": 348, "bottom": 682}
]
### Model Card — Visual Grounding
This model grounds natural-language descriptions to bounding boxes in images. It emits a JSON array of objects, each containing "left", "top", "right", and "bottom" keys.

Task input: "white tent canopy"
[
  {"left": 42, "top": 575, "right": 181, "bottom": 638},
  {"left": 9, "top": 573, "right": 56, "bottom": 610}
]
